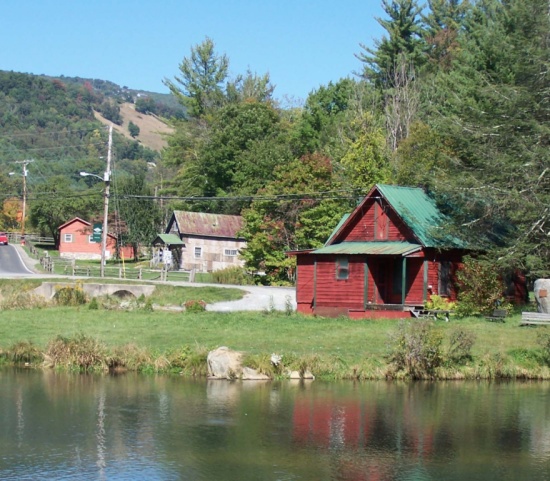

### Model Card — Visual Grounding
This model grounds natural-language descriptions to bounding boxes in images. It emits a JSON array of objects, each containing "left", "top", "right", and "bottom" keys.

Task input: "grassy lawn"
[
  {"left": 1, "top": 279, "right": 548, "bottom": 379},
  {"left": 0, "top": 305, "right": 543, "bottom": 363}
]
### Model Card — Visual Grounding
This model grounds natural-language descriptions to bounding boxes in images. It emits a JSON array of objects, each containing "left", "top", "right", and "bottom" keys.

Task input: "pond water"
[{"left": 1, "top": 369, "right": 549, "bottom": 480}]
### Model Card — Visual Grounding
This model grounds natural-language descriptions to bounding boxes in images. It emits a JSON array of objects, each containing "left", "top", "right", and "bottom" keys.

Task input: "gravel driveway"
[{"left": 204, "top": 284, "right": 296, "bottom": 312}]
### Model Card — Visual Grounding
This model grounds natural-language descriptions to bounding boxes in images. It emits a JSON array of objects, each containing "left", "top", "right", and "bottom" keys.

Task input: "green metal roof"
[
  {"left": 376, "top": 184, "right": 465, "bottom": 248},
  {"left": 313, "top": 241, "right": 422, "bottom": 256},
  {"left": 152, "top": 234, "right": 185, "bottom": 246},
  {"left": 324, "top": 213, "right": 350, "bottom": 246}
]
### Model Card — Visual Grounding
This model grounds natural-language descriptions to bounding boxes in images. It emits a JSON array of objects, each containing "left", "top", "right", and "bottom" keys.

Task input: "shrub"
[
  {"left": 141, "top": 298, "right": 154, "bottom": 312},
  {"left": 0, "top": 292, "right": 48, "bottom": 310},
  {"left": 184, "top": 299, "right": 207, "bottom": 313},
  {"left": 455, "top": 256, "right": 511, "bottom": 316},
  {"left": 108, "top": 343, "right": 152, "bottom": 371},
  {"left": 447, "top": 328, "right": 476, "bottom": 364},
  {"left": 44, "top": 333, "right": 107, "bottom": 372},
  {"left": 285, "top": 295, "right": 294, "bottom": 316},
  {"left": 387, "top": 320, "right": 444, "bottom": 379},
  {"left": 7, "top": 341, "right": 43, "bottom": 364},
  {"left": 54, "top": 284, "right": 87, "bottom": 306},
  {"left": 425, "top": 294, "right": 456, "bottom": 311},
  {"left": 537, "top": 332, "right": 550, "bottom": 366},
  {"left": 211, "top": 266, "right": 254, "bottom": 285}
]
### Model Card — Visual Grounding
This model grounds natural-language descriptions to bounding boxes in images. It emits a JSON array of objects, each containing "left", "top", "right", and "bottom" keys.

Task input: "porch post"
[
  {"left": 423, "top": 260, "right": 428, "bottom": 301},
  {"left": 401, "top": 257, "right": 407, "bottom": 306},
  {"left": 313, "top": 257, "right": 317, "bottom": 311},
  {"left": 364, "top": 258, "right": 369, "bottom": 310}
]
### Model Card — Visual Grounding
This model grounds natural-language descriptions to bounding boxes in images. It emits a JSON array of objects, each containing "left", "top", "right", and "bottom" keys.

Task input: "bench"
[
  {"left": 485, "top": 309, "right": 507, "bottom": 322},
  {"left": 412, "top": 309, "right": 451, "bottom": 322},
  {"left": 521, "top": 312, "right": 550, "bottom": 326}
]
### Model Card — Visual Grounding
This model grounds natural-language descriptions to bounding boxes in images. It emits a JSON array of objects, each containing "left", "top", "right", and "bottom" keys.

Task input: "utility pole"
[
  {"left": 14, "top": 159, "right": 33, "bottom": 245},
  {"left": 100, "top": 126, "right": 113, "bottom": 278}
]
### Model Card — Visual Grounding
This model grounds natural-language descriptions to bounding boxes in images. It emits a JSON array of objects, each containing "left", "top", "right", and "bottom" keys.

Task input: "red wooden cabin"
[
  {"left": 59, "top": 217, "right": 134, "bottom": 261},
  {"left": 289, "top": 185, "right": 468, "bottom": 319}
]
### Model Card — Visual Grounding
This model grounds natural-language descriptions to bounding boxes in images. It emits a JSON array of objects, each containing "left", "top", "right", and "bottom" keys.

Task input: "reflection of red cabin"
[
  {"left": 58, "top": 217, "right": 134, "bottom": 260},
  {"left": 289, "top": 185, "right": 469, "bottom": 318}
]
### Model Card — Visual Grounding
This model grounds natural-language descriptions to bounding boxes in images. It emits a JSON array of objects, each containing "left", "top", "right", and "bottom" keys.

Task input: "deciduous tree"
[{"left": 240, "top": 153, "right": 350, "bottom": 284}]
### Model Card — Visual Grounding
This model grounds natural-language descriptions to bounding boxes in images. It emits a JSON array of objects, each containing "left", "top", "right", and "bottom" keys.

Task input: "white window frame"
[
  {"left": 224, "top": 248, "right": 238, "bottom": 257},
  {"left": 194, "top": 246, "right": 202, "bottom": 258},
  {"left": 88, "top": 235, "right": 94, "bottom": 243},
  {"left": 64, "top": 233, "right": 73, "bottom": 243}
]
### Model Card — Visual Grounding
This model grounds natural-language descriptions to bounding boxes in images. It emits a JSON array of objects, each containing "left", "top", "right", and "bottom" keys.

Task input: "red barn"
[
  {"left": 290, "top": 185, "right": 469, "bottom": 319},
  {"left": 58, "top": 217, "right": 134, "bottom": 260}
]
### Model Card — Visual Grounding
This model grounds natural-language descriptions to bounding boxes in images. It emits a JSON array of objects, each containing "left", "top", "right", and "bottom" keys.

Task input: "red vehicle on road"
[{"left": 0, "top": 232, "right": 8, "bottom": 245}]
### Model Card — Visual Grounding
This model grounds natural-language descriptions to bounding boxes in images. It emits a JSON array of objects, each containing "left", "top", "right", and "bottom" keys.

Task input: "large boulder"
[
  {"left": 534, "top": 279, "right": 550, "bottom": 314},
  {"left": 207, "top": 346, "right": 271, "bottom": 380},
  {"left": 207, "top": 346, "right": 243, "bottom": 379}
]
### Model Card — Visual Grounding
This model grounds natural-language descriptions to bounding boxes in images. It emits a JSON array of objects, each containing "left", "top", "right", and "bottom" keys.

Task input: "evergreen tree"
[
  {"left": 163, "top": 37, "right": 229, "bottom": 118},
  {"left": 422, "top": 0, "right": 470, "bottom": 68},
  {"left": 357, "top": 0, "right": 425, "bottom": 88},
  {"left": 226, "top": 70, "right": 275, "bottom": 104},
  {"left": 128, "top": 121, "right": 140, "bottom": 138},
  {"left": 424, "top": 0, "right": 550, "bottom": 278}
]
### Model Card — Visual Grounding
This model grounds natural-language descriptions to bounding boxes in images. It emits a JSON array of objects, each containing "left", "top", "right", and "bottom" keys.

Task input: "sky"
[{"left": 1, "top": 1, "right": 386, "bottom": 104}]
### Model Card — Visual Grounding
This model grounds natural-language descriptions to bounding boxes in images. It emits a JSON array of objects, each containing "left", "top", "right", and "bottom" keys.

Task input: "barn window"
[
  {"left": 336, "top": 257, "right": 349, "bottom": 280},
  {"left": 63, "top": 234, "right": 73, "bottom": 243},
  {"left": 439, "top": 261, "right": 452, "bottom": 296},
  {"left": 194, "top": 246, "right": 202, "bottom": 258}
]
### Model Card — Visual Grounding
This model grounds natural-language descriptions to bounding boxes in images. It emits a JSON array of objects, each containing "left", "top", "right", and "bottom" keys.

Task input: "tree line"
[
  {"left": 161, "top": 0, "right": 549, "bottom": 285},
  {"left": 0, "top": 0, "right": 548, "bottom": 286}
]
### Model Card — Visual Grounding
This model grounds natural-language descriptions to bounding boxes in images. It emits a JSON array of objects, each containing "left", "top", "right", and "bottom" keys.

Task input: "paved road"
[
  {"left": 0, "top": 245, "right": 297, "bottom": 312},
  {"left": 0, "top": 244, "right": 37, "bottom": 277}
]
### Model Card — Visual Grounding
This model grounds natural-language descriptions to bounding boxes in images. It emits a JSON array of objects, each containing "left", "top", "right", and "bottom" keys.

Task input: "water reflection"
[{"left": 0, "top": 369, "right": 549, "bottom": 480}]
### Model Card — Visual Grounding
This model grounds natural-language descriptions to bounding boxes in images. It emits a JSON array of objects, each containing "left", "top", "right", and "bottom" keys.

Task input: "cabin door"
[{"left": 373, "top": 258, "right": 406, "bottom": 305}]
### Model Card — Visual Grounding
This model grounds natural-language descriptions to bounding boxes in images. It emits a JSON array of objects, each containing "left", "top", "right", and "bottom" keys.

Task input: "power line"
[
  {"left": 0, "top": 126, "right": 106, "bottom": 139},
  {"left": 114, "top": 190, "right": 363, "bottom": 203},
  {"left": 0, "top": 141, "right": 106, "bottom": 154},
  {"left": 13, "top": 189, "right": 362, "bottom": 204}
]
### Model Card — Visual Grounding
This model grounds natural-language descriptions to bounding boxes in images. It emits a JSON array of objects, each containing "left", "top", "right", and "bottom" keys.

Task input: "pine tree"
[
  {"left": 425, "top": 0, "right": 550, "bottom": 278},
  {"left": 357, "top": 0, "right": 425, "bottom": 88},
  {"left": 422, "top": 0, "right": 470, "bottom": 68},
  {"left": 163, "top": 37, "right": 229, "bottom": 119}
]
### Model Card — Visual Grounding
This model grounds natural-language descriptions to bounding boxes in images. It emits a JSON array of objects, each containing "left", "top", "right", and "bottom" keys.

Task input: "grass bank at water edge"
[{"left": 2, "top": 307, "right": 550, "bottom": 380}]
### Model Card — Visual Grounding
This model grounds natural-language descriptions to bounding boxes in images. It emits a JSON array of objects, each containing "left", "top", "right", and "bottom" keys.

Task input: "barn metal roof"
[
  {"left": 313, "top": 241, "right": 422, "bottom": 256},
  {"left": 376, "top": 184, "right": 465, "bottom": 248},
  {"left": 172, "top": 211, "right": 244, "bottom": 239}
]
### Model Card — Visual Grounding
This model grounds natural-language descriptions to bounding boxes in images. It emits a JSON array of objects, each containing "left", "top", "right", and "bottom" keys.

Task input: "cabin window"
[
  {"left": 63, "top": 234, "right": 73, "bottom": 243},
  {"left": 336, "top": 257, "right": 349, "bottom": 280},
  {"left": 224, "top": 249, "right": 238, "bottom": 257},
  {"left": 439, "top": 261, "right": 452, "bottom": 296},
  {"left": 194, "top": 247, "right": 202, "bottom": 258}
]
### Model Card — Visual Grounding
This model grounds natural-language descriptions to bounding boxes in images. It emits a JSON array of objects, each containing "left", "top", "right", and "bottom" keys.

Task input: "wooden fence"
[{"left": 26, "top": 238, "right": 195, "bottom": 282}]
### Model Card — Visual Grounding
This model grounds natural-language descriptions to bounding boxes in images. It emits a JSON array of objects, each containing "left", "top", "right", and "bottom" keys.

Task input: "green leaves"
[{"left": 163, "top": 37, "right": 229, "bottom": 118}]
